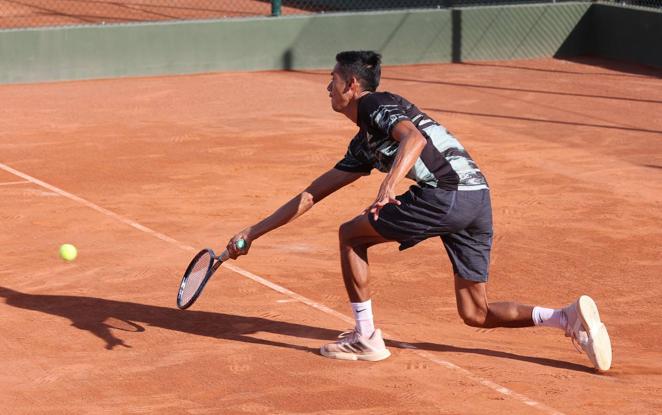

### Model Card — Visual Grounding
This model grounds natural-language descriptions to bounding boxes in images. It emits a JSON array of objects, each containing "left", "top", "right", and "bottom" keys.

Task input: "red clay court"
[
  {"left": 1, "top": 57, "right": 661, "bottom": 414},
  {"left": 0, "top": 0, "right": 310, "bottom": 28}
]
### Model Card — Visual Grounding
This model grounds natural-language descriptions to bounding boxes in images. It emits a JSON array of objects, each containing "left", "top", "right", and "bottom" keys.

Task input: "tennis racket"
[{"left": 176, "top": 239, "right": 246, "bottom": 309}]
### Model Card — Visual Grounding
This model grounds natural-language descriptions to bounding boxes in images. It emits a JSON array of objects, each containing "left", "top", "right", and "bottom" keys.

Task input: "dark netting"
[{"left": 1, "top": 0, "right": 659, "bottom": 30}]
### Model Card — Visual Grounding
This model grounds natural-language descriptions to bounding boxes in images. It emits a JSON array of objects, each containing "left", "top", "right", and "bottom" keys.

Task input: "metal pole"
[{"left": 272, "top": 0, "right": 282, "bottom": 16}]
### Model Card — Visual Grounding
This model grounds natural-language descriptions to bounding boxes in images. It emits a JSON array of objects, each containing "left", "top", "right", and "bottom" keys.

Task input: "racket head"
[{"left": 177, "top": 248, "right": 217, "bottom": 309}]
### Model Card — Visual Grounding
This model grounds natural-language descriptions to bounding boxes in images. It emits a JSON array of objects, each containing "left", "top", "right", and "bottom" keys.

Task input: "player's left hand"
[{"left": 366, "top": 185, "right": 400, "bottom": 220}]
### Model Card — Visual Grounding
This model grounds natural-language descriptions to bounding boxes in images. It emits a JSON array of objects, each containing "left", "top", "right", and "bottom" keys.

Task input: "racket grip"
[
  {"left": 219, "top": 250, "right": 230, "bottom": 262},
  {"left": 219, "top": 239, "right": 246, "bottom": 262}
]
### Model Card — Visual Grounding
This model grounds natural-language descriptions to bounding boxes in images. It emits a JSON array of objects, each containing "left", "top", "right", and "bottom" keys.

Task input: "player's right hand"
[{"left": 227, "top": 231, "right": 251, "bottom": 259}]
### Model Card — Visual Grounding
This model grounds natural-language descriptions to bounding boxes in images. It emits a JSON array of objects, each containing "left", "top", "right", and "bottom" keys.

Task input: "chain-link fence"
[{"left": 0, "top": 0, "right": 659, "bottom": 30}]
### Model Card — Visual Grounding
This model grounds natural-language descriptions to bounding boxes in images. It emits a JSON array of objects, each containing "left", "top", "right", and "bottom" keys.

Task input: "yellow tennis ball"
[{"left": 59, "top": 244, "right": 77, "bottom": 261}]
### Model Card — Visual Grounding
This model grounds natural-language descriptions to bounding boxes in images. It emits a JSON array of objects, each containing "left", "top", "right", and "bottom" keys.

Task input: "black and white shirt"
[{"left": 335, "top": 92, "right": 488, "bottom": 191}]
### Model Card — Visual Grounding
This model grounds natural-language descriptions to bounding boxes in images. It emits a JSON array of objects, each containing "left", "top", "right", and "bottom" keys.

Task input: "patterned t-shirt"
[{"left": 335, "top": 92, "right": 488, "bottom": 191}]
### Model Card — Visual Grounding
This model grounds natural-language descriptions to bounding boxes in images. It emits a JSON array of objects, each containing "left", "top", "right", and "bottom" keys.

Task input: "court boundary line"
[
  {"left": 0, "top": 163, "right": 194, "bottom": 253},
  {"left": 0, "top": 161, "right": 564, "bottom": 415},
  {"left": 0, "top": 180, "right": 30, "bottom": 186}
]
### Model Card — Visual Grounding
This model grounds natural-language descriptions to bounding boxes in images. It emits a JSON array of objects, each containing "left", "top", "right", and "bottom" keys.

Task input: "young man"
[{"left": 226, "top": 51, "right": 612, "bottom": 371}]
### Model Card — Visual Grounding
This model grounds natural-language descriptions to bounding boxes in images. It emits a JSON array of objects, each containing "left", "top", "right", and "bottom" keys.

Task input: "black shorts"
[{"left": 368, "top": 186, "right": 493, "bottom": 282}]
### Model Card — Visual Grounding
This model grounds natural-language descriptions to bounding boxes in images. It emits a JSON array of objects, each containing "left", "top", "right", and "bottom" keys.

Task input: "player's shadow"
[
  {"left": 401, "top": 341, "right": 593, "bottom": 373},
  {"left": 0, "top": 286, "right": 591, "bottom": 372},
  {"left": 0, "top": 286, "right": 327, "bottom": 353}
]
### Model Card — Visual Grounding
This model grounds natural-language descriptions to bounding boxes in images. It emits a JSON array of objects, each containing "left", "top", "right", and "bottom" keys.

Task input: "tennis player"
[{"left": 226, "top": 51, "right": 612, "bottom": 371}]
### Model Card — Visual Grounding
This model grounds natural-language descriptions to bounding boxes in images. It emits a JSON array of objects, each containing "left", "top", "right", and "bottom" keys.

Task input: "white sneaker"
[
  {"left": 320, "top": 328, "right": 391, "bottom": 362},
  {"left": 563, "top": 295, "right": 612, "bottom": 372}
]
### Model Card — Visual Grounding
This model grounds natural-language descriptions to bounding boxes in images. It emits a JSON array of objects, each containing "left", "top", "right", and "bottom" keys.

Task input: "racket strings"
[{"left": 180, "top": 251, "right": 212, "bottom": 305}]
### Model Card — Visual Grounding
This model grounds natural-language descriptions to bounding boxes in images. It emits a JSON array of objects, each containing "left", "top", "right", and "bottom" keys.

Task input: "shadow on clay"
[
  {"left": 422, "top": 107, "right": 662, "bottom": 135},
  {"left": 0, "top": 286, "right": 593, "bottom": 373}
]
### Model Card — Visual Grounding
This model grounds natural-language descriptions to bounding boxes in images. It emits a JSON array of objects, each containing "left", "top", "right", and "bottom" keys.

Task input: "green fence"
[{"left": 0, "top": 2, "right": 660, "bottom": 84}]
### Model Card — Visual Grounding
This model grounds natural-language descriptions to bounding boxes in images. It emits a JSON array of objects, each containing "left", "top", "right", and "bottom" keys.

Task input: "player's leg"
[
  {"left": 335, "top": 185, "right": 445, "bottom": 337},
  {"left": 320, "top": 213, "right": 392, "bottom": 361},
  {"left": 321, "top": 185, "right": 466, "bottom": 361},
  {"left": 447, "top": 219, "right": 612, "bottom": 370},
  {"left": 445, "top": 224, "right": 566, "bottom": 330},
  {"left": 453, "top": 275, "right": 535, "bottom": 328},
  {"left": 338, "top": 213, "right": 389, "bottom": 303},
  {"left": 444, "top": 190, "right": 536, "bottom": 327},
  {"left": 453, "top": 276, "right": 612, "bottom": 371},
  {"left": 321, "top": 184, "right": 468, "bottom": 361},
  {"left": 445, "top": 190, "right": 612, "bottom": 371}
]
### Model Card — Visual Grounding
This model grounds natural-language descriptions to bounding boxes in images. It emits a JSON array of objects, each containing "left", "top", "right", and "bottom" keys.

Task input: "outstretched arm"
[{"left": 227, "top": 168, "right": 365, "bottom": 258}]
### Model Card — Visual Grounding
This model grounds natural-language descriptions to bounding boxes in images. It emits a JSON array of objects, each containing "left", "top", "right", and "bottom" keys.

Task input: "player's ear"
[
  {"left": 342, "top": 75, "right": 356, "bottom": 93},
  {"left": 348, "top": 76, "right": 362, "bottom": 94}
]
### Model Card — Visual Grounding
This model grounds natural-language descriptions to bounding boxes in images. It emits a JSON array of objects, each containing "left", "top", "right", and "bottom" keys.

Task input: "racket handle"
[
  {"left": 219, "top": 250, "right": 230, "bottom": 262},
  {"left": 218, "top": 239, "right": 247, "bottom": 262}
]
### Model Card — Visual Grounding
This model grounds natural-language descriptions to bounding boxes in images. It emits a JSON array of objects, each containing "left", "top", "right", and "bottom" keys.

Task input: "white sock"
[
  {"left": 532, "top": 306, "right": 567, "bottom": 330},
  {"left": 351, "top": 299, "right": 375, "bottom": 336}
]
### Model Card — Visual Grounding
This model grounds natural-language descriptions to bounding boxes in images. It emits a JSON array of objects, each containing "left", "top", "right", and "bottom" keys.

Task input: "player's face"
[{"left": 327, "top": 65, "right": 353, "bottom": 113}]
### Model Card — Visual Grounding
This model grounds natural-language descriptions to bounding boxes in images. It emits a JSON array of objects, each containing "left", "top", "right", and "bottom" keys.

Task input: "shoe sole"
[
  {"left": 577, "top": 295, "right": 612, "bottom": 372},
  {"left": 319, "top": 347, "right": 391, "bottom": 362}
]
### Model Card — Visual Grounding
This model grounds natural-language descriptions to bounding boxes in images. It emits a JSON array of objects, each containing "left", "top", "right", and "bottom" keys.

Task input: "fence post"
[{"left": 272, "top": 0, "right": 282, "bottom": 16}]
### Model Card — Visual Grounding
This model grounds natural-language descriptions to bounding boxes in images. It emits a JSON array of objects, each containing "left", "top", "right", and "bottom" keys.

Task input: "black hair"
[{"left": 335, "top": 51, "right": 382, "bottom": 92}]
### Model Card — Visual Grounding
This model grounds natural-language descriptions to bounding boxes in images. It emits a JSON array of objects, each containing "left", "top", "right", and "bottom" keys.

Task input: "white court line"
[
  {"left": 0, "top": 180, "right": 29, "bottom": 186},
  {"left": 0, "top": 163, "right": 194, "bottom": 253},
  {"left": 0, "top": 161, "right": 564, "bottom": 415},
  {"left": 223, "top": 262, "right": 565, "bottom": 415}
]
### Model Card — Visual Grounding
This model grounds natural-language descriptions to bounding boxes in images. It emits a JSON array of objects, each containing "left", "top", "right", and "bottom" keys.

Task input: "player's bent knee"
[
  {"left": 458, "top": 310, "right": 488, "bottom": 328},
  {"left": 338, "top": 222, "right": 350, "bottom": 244},
  {"left": 338, "top": 220, "right": 360, "bottom": 245},
  {"left": 338, "top": 215, "right": 385, "bottom": 248}
]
